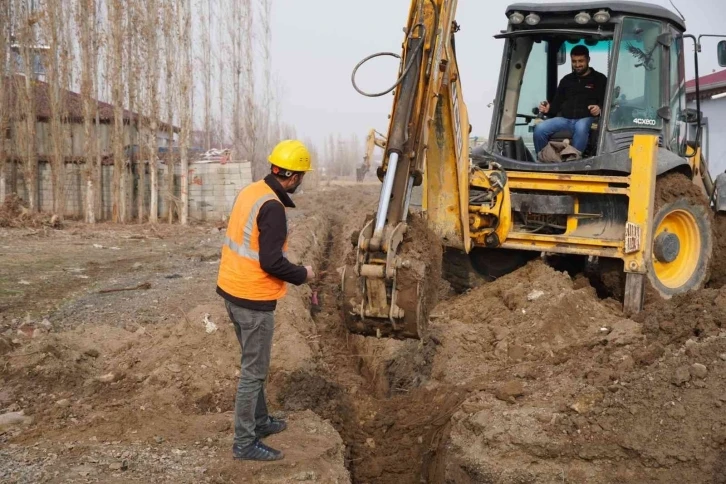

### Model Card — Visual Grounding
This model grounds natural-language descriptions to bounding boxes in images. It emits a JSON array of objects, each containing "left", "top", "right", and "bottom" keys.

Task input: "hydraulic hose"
[{"left": 350, "top": 23, "right": 426, "bottom": 98}]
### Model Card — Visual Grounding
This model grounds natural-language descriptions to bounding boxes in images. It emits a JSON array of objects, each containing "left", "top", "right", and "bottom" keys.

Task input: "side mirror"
[
  {"left": 719, "top": 40, "right": 726, "bottom": 67},
  {"left": 679, "top": 108, "right": 701, "bottom": 124}
]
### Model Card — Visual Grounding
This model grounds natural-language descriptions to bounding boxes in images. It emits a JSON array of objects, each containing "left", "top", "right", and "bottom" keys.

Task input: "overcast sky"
[{"left": 269, "top": 0, "right": 724, "bottom": 148}]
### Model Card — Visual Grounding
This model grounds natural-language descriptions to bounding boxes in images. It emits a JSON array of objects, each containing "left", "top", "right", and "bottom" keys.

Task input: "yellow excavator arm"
[{"left": 343, "top": 0, "right": 471, "bottom": 339}]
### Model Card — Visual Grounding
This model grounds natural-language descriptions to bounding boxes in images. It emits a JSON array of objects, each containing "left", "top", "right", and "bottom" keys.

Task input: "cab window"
[
  {"left": 514, "top": 40, "right": 548, "bottom": 153},
  {"left": 609, "top": 18, "right": 664, "bottom": 131}
]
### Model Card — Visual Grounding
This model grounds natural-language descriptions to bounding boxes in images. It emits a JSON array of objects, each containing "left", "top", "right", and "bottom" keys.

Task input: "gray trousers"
[{"left": 225, "top": 300, "right": 274, "bottom": 446}]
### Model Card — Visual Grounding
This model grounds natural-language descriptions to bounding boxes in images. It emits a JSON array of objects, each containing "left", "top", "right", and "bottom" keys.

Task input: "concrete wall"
[
  {"left": 187, "top": 162, "right": 253, "bottom": 221},
  {"left": 2, "top": 159, "right": 252, "bottom": 222}
]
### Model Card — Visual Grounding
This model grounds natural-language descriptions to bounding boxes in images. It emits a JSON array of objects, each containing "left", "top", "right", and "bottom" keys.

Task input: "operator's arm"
[{"left": 257, "top": 200, "right": 308, "bottom": 285}]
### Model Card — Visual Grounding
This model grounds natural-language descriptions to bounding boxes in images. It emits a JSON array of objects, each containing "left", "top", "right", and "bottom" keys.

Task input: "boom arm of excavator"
[{"left": 343, "top": 0, "right": 471, "bottom": 339}]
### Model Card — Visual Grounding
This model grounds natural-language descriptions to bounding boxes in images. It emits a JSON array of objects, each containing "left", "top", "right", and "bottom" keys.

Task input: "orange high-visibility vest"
[{"left": 217, "top": 180, "right": 289, "bottom": 301}]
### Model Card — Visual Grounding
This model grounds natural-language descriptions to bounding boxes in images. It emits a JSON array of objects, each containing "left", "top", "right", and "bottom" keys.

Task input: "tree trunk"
[
  {"left": 146, "top": 0, "right": 160, "bottom": 223},
  {"left": 257, "top": 0, "right": 273, "bottom": 181},
  {"left": 231, "top": 0, "right": 242, "bottom": 159},
  {"left": 21, "top": 66, "right": 38, "bottom": 212},
  {"left": 93, "top": 4, "right": 102, "bottom": 222},
  {"left": 179, "top": 0, "right": 192, "bottom": 225},
  {"left": 203, "top": 0, "right": 212, "bottom": 151},
  {"left": 110, "top": 0, "right": 126, "bottom": 223},
  {"left": 0, "top": 5, "right": 7, "bottom": 203},
  {"left": 78, "top": 0, "right": 98, "bottom": 223},
  {"left": 124, "top": 0, "right": 145, "bottom": 223},
  {"left": 164, "top": 0, "right": 177, "bottom": 224},
  {"left": 15, "top": 0, "right": 39, "bottom": 212},
  {"left": 44, "top": 0, "right": 68, "bottom": 220}
]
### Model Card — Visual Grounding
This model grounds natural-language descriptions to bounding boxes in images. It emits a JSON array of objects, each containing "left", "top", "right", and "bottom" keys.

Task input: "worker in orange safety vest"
[{"left": 217, "top": 140, "right": 315, "bottom": 461}]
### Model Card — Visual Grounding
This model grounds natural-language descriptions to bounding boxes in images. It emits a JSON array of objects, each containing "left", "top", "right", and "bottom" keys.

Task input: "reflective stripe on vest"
[
  {"left": 225, "top": 235, "right": 290, "bottom": 261},
  {"left": 223, "top": 194, "right": 277, "bottom": 260}
]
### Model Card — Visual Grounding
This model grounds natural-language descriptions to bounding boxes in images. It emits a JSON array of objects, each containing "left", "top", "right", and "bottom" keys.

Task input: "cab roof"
[{"left": 506, "top": 2, "right": 686, "bottom": 31}]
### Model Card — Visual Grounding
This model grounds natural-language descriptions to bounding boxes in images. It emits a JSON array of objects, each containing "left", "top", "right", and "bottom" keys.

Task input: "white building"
[{"left": 687, "top": 68, "right": 726, "bottom": 176}]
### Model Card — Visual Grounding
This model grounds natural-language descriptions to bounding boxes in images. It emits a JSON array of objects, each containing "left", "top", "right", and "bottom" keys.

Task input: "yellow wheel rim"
[{"left": 652, "top": 209, "right": 701, "bottom": 290}]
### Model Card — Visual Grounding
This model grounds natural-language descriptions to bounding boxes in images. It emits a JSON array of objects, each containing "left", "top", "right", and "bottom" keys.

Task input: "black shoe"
[
  {"left": 232, "top": 439, "right": 284, "bottom": 461},
  {"left": 256, "top": 416, "right": 287, "bottom": 439}
]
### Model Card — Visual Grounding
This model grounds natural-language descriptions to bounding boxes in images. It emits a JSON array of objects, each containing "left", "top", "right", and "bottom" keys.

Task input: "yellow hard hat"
[{"left": 268, "top": 140, "right": 313, "bottom": 173}]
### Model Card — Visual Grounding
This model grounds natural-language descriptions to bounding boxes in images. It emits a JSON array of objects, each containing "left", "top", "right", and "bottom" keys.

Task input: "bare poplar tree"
[
  {"left": 43, "top": 0, "right": 70, "bottom": 219},
  {"left": 77, "top": 0, "right": 99, "bottom": 223},
  {"left": 201, "top": 0, "right": 212, "bottom": 151},
  {"left": 125, "top": 0, "right": 141, "bottom": 222},
  {"left": 109, "top": 0, "right": 126, "bottom": 222},
  {"left": 240, "top": 0, "right": 259, "bottom": 173},
  {"left": 255, "top": 0, "right": 273, "bottom": 180},
  {"left": 143, "top": 0, "right": 161, "bottom": 223},
  {"left": 15, "top": 0, "right": 39, "bottom": 211},
  {"left": 227, "top": 0, "right": 243, "bottom": 159},
  {"left": 0, "top": 3, "right": 9, "bottom": 202},
  {"left": 162, "top": 0, "right": 178, "bottom": 223},
  {"left": 178, "top": 0, "right": 192, "bottom": 225}
]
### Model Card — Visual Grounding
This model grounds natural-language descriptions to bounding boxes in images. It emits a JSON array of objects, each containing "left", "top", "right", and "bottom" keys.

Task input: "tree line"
[{"left": 0, "top": 0, "right": 369, "bottom": 225}]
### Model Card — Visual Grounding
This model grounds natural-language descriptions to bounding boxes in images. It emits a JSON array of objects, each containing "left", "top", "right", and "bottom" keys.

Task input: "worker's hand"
[
  {"left": 304, "top": 265, "right": 316, "bottom": 282},
  {"left": 538, "top": 101, "right": 550, "bottom": 114},
  {"left": 588, "top": 105, "right": 601, "bottom": 116}
]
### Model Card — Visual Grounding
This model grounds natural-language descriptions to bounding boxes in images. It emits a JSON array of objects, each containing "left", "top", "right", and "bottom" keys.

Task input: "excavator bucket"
[
  {"left": 341, "top": 263, "right": 427, "bottom": 340},
  {"left": 340, "top": 219, "right": 439, "bottom": 340}
]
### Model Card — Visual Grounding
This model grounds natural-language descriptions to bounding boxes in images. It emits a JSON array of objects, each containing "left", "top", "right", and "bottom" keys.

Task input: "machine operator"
[{"left": 534, "top": 45, "right": 607, "bottom": 157}]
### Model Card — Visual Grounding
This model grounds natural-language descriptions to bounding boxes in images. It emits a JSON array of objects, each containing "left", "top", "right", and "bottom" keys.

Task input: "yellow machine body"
[{"left": 344, "top": 0, "right": 718, "bottom": 339}]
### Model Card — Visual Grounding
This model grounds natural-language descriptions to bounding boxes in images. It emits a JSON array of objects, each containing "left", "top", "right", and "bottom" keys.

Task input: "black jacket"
[
  {"left": 549, "top": 68, "right": 607, "bottom": 120},
  {"left": 216, "top": 174, "right": 308, "bottom": 311}
]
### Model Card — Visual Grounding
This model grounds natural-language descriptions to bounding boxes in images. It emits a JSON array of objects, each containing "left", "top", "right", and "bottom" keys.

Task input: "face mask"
[{"left": 286, "top": 176, "right": 302, "bottom": 194}]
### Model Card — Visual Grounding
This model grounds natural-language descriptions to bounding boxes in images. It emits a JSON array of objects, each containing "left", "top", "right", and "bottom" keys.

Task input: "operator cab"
[{"left": 478, "top": 2, "right": 690, "bottom": 175}]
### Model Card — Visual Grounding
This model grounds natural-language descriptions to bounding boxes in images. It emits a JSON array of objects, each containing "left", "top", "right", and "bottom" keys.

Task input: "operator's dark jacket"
[
  {"left": 549, "top": 68, "right": 607, "bottom": 120},
  {"left": 216, "top": 174, "right": 307, "bottom": 311}
]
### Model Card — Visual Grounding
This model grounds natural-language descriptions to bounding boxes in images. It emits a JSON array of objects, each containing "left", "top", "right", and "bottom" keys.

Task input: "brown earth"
[{"left": 3, "top": 180, "right": 726, "bottom": 484}]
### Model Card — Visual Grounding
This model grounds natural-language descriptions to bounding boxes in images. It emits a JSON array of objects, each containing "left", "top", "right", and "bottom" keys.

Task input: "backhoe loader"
[
  {"left": 356, "top": 129, "right": 387, "bottom": 182},
  {"left": 343, "top": 0, "right": 726, "bottom": 340}
]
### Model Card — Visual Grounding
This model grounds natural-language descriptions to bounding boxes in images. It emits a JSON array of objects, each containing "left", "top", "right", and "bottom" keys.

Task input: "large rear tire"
[{"left": 646, "top": 173, "right": 712, "bottom": 298}]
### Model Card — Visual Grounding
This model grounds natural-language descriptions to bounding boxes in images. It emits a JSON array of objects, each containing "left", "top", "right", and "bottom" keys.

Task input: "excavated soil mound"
[
  {"left": 441, "top": 330, "right": 726, "bottom": 483},
  {"left": 422, "top": 258, "right": 726, "bottom": 483},
  {"left": 429, "top": 260, "right": 632, "bottom": 385}
]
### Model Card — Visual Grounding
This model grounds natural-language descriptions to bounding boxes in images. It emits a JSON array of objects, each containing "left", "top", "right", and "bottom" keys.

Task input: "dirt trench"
[{"left": 274, "top": 188, "right": 465, "bottom": 483}]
